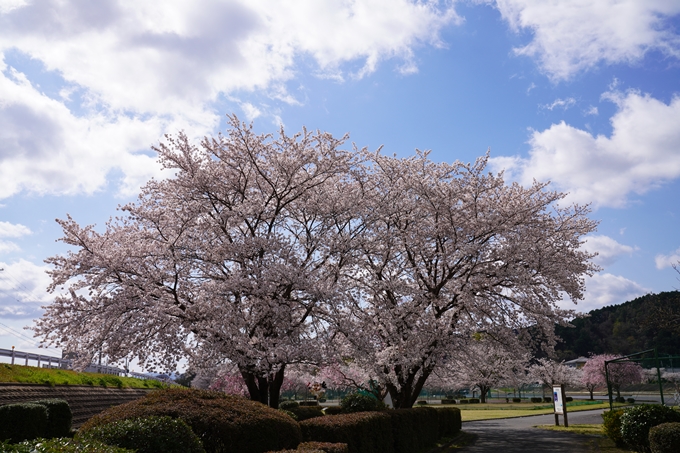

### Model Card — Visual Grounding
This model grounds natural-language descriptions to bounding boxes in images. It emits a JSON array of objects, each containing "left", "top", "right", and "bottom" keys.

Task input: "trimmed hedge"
[
  {"left": 543, "top": 397, "right": 551, "bottom": 403},
  {"left": 649, "top": 422, "right": 680, "bottom": 453},
  {"left": 340, "top": 393, "right": 381, "bottom": 413},
  {"left": 620, "top": 405, "right": 680, "bottom": 453},
  {"left": 0, "top": 438, "right": 134, "bottom": 453},
  {"left": 468, "top": 398, "right": 480, "bottom": 404},
  {"left": 33, "top": 399, "right": 72, "bottom": 439},
  {"left": 323, "top": 406, "right": 344, "bottom": 416},
  {"left": 0, "top": 403, "right": 48, "bottom": 443},
  {"left": 437, "top": 407, "right": 462, "bottom": 438},
  {"left": 298, "top": 441, "right": 349, "bottom": 453},
  {"left": 530, "top": 397, "right": 542, "bottom": 403},
  {"left": 280, "top": 401, "right": 301, "bottom": 410},
  {"left": 300, "top": 401, "right": 320, "bottom": 407},
  {"left": 78, "top": 415, "right": 205, "bottom": 453},
  {"left": 512, "top": 398, "right": 521, "bottom": 403},
  {"left": 300, "top": 406, "right": 461, "bottom": 453},
  {"left": 290, "top": 406, "right": 326, "bottom": 421},
  {"left": 79, "top": 388, "right": 301, "bottom": 453},
  {"left": 300, "top": 412, "right": 393, "bottom": 453},
  {"left": 440, "top": 399, "right": 456, "bottom": 405},
  {"left": 602, "top": 408, "right": 626, "bottom": 447}
]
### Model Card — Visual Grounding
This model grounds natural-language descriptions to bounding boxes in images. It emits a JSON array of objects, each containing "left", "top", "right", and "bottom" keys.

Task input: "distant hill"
[{"left": 555, "top": 291, "right": 680, "bottom": 361}]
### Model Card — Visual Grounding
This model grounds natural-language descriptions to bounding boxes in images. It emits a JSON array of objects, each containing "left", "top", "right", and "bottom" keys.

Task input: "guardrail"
[{"left": 0, "top": 348, "right": 164, "bottom": 381}]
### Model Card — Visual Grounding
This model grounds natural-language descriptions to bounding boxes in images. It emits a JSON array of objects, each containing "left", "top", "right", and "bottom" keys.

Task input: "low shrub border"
[
  {"left": 79, "top": 388, "right": 301, "bottom": 453},
  {"left": 649, "top": 422, "right": 680, "bottom": 453},
  {"left": 0, "top": 403, "right": 48, "bottom": 443},
  {"left": 33, "top": 399, "right": 72, "bottom": 438},
  {"left": 300, "top": 412, "right": 393, "bottom": 453}
]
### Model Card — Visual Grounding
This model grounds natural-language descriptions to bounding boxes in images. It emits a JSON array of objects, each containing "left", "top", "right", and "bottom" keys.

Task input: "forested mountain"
[{"left": 555, "top": 291, "right": 680, "bottom": 360}]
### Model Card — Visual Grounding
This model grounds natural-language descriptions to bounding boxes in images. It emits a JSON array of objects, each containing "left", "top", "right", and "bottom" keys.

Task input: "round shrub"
[
  {"left": 79, "top": 388, "right": 301, "bottom": 453},
  {"left": 291, "top": 406, "right": 325, "bottom": 421},
  {"left": 615, "top": 396, "right": 626, "bottom": 403},
  {"left": 0, "top": 403, "right": 48, "bottom": 443},
  {"left": 323, "top": 406, "right": 344, "bottom": 416},
  {"left": 530, "top": 397, "right": 542, "bottom": 403},
  {"left": 543, "top": 397, "right": 551, "bottom": 403},
  {"left": 565, "top": 397, "right": 573, "bottom": 402},
  {"left": 627, "top": 398, "right": 636, "bottom": 404},
  {"left": 512, "top": 398, "right": 521, "bottom": 403},
  {"left": 602, "top": 408, "right": 626, "bottom": 447},
  {"left": 340, "top": 393, "right": 380, "bottom": 413},
  {"left": 78, "top": 416, "right": 205, "bottom": 453},
  {"left": 279, "top": 401, "right": 300, "bottom": 411},
  {"left": 620, "top": 405, "right": 680, "bottom": 452},
  {"left": 649, "top": 422, "right": 680, "bottom": 453}
]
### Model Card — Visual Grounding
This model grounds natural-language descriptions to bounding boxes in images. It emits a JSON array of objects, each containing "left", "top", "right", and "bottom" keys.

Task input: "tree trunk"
[
  {"left": 479, "top": 385, "right": 490, "bottom": 403},
  {"left": 240, "top": 364, "right": 286, "bottom": 408},
  {"left": 385, "top": 365, "right": 432, "bottom": 409}
]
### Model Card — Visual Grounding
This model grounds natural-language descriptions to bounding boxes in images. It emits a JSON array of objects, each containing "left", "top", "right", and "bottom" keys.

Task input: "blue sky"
[{"left": 1, "top": 0, "right": 680, "bottom": 364}]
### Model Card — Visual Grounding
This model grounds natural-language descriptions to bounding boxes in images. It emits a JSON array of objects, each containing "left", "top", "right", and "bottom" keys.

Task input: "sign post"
[{"left": 552, "top": 384, "right": 569, "bottom": 427}]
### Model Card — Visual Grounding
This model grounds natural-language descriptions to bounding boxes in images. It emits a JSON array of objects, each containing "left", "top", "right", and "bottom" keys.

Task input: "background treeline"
[{"left": 555, "top": 291, "right": 680, "bottom": 360}]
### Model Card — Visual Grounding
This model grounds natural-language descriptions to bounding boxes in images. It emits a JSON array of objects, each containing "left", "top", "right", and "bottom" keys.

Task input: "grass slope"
[
  {"left": 439, "top": 401, "right": 619, "bottom": 422},
  {"left": 0, "top": 364, "right": 168, "bottom": 389}
]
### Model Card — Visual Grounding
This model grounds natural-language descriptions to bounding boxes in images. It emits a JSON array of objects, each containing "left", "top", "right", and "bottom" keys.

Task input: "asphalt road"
[{"left": 458, "top": 409, "right": 606, "bottom": 452}]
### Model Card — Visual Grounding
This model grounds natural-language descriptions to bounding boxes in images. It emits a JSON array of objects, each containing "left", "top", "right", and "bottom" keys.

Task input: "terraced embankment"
[{"left": 0, "top": 383, "right": 155, "bottom": 427}]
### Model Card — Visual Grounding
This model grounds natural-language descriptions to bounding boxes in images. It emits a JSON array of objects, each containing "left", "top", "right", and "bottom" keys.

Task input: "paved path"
[{"left": 458, "top": 409, "right": 606, "bottom": 452}]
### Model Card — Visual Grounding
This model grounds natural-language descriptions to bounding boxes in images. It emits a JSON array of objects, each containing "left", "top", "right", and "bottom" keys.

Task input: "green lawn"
[
  {"left": 0, "top": 363, "right": 168, "bottom": 389},
  {"left": 438, "top": 400, "right": 618, "bottom": 422}
]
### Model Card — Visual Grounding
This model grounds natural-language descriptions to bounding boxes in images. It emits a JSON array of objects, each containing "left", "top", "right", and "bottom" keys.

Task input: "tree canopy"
[{"left": 35, "top": 117, "right": 598, "bottom": 408}]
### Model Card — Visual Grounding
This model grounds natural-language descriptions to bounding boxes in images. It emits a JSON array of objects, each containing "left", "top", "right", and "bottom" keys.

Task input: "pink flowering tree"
[
  {"left": 35, "top": 117, "right": 359, "bottom": 408},
  {"left": 581, "top": 354, "right": 643, "bottom": 399},
  {"left": 333, "top": 152, "right": 598, "bottom": 408}
]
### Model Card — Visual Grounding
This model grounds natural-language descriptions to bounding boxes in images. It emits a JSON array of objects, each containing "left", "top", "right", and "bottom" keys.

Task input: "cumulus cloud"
[
  {"left": 0, "top": 0, "right": 460, "bottom": 199},
  {"left": 0, "top": 259, "right": 52, "bottom": 320},
  {"left": 491, "top": 91, "right": 680, "bottom": 208},
  {"left": 655, "top": 247, "right": 680, "bottom": 269},
  {"left": 491, "top": 0, "right": 680, "bottom": 80},
  {"left": 559, "top": 273, "right": 649, "bottom": 313},
  {"left": 0, "top": 221, "right": 31, "bottom": 238},
  {"left": 582, "top": 235, "right": 637, "bottom": 267}
]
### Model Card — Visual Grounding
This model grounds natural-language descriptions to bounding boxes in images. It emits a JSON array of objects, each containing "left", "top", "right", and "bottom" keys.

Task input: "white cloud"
[
  {"left": 0, "top": 259, "right": 52, "bottom": 320},
  {"left": 0, "top": 63, "right": 212, "bottom": 198},
  {"left": 0, "top": 221, "right": 31, "bottom": 238},
  {"left": 541, "top": 97, "right": 576, "bottom": 110},
  {"left": 655, "top": 247, "right": 680, "bottom": 269},
  {"left": 560, "top": 273, "right": 650, "bottom": 313},
  {"left": 582, "top": 235, "right": 637, "bottom": 267},
  {"left": 491, "top": 91, "right": 680, "bottom": 208},
  {"left": 584, "top": 106, "right": 598, "bottom": 116},
  {"left": 0, "top": 0, "right": 461, "bottom": 199},
  {"left": 0, "top": 240, "right": 20, "bottom": 254},
  {"left": 492, "top": 0, "right": 680, "bottom": 80}
]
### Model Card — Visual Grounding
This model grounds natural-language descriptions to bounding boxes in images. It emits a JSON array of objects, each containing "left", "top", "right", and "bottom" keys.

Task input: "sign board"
[{"left": 553, "top": 385, "right": 564, "bottom": 415}]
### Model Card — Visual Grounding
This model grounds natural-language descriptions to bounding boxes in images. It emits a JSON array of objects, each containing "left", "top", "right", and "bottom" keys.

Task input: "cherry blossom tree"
[
  {"left": 581, "top": 354, "right": 643, "bottom": 399},
  {"left": 438, "top": 336, "right": 530, "bottom": 403},
  {"left": 529, "top": 358, "right": 581, "bottom": 400},
  {"left": 35, "top": 117, "right": 359, "bottom": 408},
  {"left": 333, "top": 151, "right": 598, "bottom": 408}
]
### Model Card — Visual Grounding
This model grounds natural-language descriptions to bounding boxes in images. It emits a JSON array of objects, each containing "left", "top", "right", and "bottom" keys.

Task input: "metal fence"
[{"left": 0, "top": 347, "right": 163, "bottom": 382}]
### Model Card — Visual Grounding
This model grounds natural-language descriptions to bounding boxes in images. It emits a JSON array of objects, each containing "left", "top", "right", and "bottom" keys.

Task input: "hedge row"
[
  {"left": 602, "top": 405, "right": 680, "bottom": 452},
  {"left": 0, "top": 399, "right": 72, "bottom": 443},
  {"left": 299, "top": 407, "right": 461, "bottom": 453},
  {"left": 80, "top": 388, "right": 301, "bottom": 453}
]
